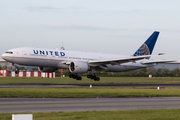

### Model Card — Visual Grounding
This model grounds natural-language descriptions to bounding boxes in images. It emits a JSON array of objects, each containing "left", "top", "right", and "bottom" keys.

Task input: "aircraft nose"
[{"left": 1, "top": 54, "right": 6, "bottom": 60}]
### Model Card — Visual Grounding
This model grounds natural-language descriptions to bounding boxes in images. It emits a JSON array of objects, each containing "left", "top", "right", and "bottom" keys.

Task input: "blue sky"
[{"left": 1, "top": 0, "right": 180, "bottom": 60}]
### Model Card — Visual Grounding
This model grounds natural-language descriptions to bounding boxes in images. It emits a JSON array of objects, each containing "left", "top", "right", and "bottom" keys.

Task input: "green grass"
[
  {"left": 1, "top": 87, "right": 180, "bottom": 98},
  {"left": 1, "top": 109, "right": 180, "bottom": 120},
  {"left": 1, "top": 77, "right": 180, "bottom": 85}
]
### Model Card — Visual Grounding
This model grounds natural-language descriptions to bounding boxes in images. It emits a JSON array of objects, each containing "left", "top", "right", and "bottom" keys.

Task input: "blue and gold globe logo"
[{"left": 133, "top": 43, "right": 150, "bottom": 59}]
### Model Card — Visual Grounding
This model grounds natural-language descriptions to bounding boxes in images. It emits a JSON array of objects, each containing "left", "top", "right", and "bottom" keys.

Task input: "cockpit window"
[{"left": 5, "top": 51, "right": 13, "bottom": 54}]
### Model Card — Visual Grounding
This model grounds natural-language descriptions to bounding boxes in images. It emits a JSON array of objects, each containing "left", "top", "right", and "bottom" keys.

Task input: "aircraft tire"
[
  {"left": 15, "top": 69, "right": 19, "bottom": 74},
  {"left": 73, "top": 76, "right": 76, "bottom": 79},
  {"left": 79, "top": 77, "right": 82, "bottom": 80},
  {"left": 76, "top": 76, "right": 82, "bottom": 80},
  {"left": 69, "top": 74, "right": 73, "bottom": 78},
  {"left": 94, "top": 77, "right": 97, "bottom": 81},
  {"left": 96, "top": 77, "right": 100, "bottom": 81},
  {"left": 87, "top": 75, "right": 91, "bottom": 78},
  {"left": 90, "top": 76, "right": 94, "bottom": 80}
]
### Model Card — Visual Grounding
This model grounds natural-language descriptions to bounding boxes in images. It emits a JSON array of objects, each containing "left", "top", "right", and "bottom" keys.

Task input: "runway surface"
[
  {"left": 1, "top": 84, "right": 180, "bottom": 88},
  {"left": 1, "top": 97, "right": 180, "bottom": 113}
]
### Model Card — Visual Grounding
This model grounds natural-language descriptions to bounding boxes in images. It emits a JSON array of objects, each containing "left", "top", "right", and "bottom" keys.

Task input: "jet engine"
[
  {"left": 69, "top": 61, "right": 89, "bottom": 73},
  {"left": 38, "top": 67, "right": 57, "bottom": 73}
]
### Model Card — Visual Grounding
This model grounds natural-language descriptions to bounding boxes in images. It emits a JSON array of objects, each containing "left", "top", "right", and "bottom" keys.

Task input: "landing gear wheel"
[
  {"left": 91, "top": 76, "right": 94, "bottom": 80},
  {"left": 96, "top": 77, "right": 100, "bottom": 81},
  {"left": 69, "top": 73, "right": 82, "bottom": 81},
  {"left": 87, "top": 75, "right": 91, "bottom": 78},
  {"left": 87, "top": 74, "right": 100, "bottom": 81},
  {"left": 15, "top": 69, "right": 19, "bottom": 74},
  {"left": 69, "top": 74, "right": 73, "bottom": 78},
  {"left": 76, "top": 76, "right": 82, "bottom": 80}
]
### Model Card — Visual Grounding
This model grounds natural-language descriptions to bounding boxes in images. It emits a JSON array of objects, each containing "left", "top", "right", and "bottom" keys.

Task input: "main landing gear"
[
  {"left": 69, "top": 73, "right": 100, "bottom": 81},
  {"left": 69, "top": 73, "right": 82, "bottom": 80},
  {"left": 87, "top": 74, "right": 100, "bottom": 81}
]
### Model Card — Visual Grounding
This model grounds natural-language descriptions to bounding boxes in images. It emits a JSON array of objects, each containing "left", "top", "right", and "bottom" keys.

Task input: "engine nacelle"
[
  {"left": 69, "top": 61, "right": 89, "bottom": 73},
  {"left": 38, "top": 67, "right": 57, "bottom": 73}
]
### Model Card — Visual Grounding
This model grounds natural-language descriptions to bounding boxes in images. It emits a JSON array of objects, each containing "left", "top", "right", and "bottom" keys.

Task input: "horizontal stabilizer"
[{"left": 141, "top": 60, "right": 176, "bottom": 65}]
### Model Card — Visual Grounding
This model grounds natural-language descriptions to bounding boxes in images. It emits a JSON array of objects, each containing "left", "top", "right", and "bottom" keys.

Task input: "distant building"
[
  {"left": 0, "top": 59, "right": 37, "bottom": 70},
  {"left": 0, "top": 59, "right": 12, "bottom": 69}
]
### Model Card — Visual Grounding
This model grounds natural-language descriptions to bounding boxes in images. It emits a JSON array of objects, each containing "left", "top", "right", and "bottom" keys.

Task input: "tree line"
[
  {"left": 55, "top": 67, "right": 180, "bottom": 77},
  {"left": 1, "top": 66, "right": 180, "bottom": 77}
]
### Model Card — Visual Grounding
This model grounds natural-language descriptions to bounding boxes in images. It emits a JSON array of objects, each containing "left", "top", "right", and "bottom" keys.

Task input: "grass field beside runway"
[
  {"left": 1, "top": 109, "right": 180, "bottom": 120},
  {"left": 1, "top": 87, "right": 180, "bottom": 98},
  {"left": 1, "top": 77, "right": 180, "bottom": 84}
]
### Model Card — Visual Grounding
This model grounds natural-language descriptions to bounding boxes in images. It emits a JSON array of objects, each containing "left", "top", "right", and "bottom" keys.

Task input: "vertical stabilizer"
[{"left": 133, "top": 31, "right": 159, "bottom": 59}]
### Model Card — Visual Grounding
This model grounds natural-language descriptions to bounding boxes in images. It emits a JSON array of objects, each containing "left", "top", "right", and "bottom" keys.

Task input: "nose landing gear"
[
  {"left": 15, "top": 68, "right": 19, "bottom": 74},
  {"left": 13, "top": 63, "right": 19, "bottom": 74}
]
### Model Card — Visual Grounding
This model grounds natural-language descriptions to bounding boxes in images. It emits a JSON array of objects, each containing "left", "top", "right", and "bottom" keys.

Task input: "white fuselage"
[{"left": 1, "top": 47, "right": 156, "bottom": 72}]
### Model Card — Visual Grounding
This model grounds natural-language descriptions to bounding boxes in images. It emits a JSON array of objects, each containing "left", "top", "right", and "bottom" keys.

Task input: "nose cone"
[
  {"left": 1, "top": 53, "right": 6, "bottom": 60},
  {"left": 1, "top": 53, "right": 12, "bottom": 62}
]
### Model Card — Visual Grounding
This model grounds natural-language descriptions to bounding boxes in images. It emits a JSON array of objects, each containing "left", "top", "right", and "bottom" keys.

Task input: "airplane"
[{"left": 1, "top": 31, "right": 172, "bottom": 81}]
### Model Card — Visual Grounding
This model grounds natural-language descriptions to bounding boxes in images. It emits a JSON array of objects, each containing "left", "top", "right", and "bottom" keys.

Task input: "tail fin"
[{"left": 133, "top": 31, "right": 159, "bottom": 59}]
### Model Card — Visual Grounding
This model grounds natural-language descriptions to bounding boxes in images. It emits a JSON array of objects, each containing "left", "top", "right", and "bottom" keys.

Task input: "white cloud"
[
  {"left": 42, "top": 24, "right": 122, "bottom": 31},
  {"left": 26, "top": 6, "right": 59, "bottom": 12}
]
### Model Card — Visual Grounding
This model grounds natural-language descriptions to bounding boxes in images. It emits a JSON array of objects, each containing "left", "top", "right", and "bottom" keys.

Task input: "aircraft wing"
[
  {"left": 141, "top": 60, "right": 175, "bottom": 65},
  {"left": 88, "top": 55, "right": 155, "bottom": 66}
]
